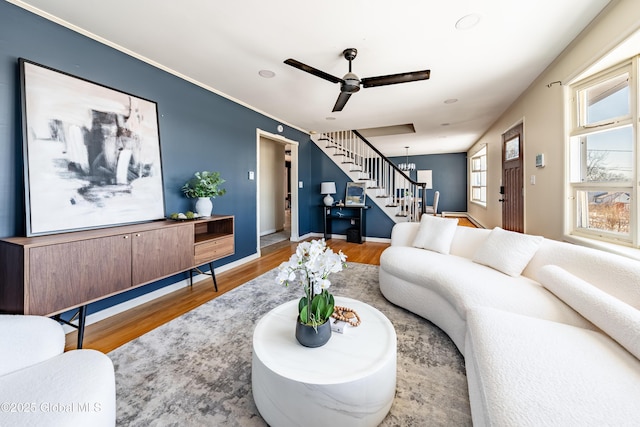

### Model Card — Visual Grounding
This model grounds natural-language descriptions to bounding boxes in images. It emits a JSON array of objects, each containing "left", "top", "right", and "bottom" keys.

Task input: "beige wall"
[
  {"left": 259, "top": 137, "right": 286, "bottom": 235},
  {"left": 467, "top": 0, "right": 640, "bottom": 240}
]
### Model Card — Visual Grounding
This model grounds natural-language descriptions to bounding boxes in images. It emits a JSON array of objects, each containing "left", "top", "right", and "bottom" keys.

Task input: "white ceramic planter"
[{"left": 195, "top": 197, "right": 213, "bottom": 217}]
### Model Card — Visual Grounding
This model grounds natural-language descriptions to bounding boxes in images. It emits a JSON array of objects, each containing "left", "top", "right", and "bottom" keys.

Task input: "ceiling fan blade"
[
  {"left": 361, "top": 70, "right": 431, "bottom": 88},
  {"left": 284, "top": 59, "right": 343, "bottom": 84},
  {"left": 332, "top": 91, "right": 352, "bottom": 112}
]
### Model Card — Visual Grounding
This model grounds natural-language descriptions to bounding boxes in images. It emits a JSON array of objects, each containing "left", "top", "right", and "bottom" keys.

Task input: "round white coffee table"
[{"left": 252, "top": 297, "right": 397, "bottom": 427}]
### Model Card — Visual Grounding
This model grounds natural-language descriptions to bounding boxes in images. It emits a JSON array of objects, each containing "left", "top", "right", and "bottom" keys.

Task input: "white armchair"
[{"left": 0, "top": 315, "right": 116, "bottom": 427}]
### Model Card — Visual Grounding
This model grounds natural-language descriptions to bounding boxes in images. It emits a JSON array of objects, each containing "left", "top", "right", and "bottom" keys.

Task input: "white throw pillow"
[
  {"left": 412, "top": 215, "right": 459, "bottom": 254},
  {"left": 472, "top": 227, "right": 543, "bottom": 277},
  {"left": 539, "top": 265, "right": 640, "bottom": 360}
]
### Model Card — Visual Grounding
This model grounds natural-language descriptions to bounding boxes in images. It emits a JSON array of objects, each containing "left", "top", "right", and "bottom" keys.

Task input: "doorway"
[
  {"left": 256, "top": 130, "right": 299, "bottom": 255},
  {"left": 501, "top": 122, "right": 524, "bottom": 232}
]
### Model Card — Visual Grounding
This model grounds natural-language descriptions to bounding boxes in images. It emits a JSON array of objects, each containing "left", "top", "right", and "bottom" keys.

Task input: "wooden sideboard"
[{"left": 0, "top": 215, "right": 234, "bottom": 346}]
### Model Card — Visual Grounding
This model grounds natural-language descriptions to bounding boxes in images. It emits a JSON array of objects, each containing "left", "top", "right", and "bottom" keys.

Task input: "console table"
[
  {"left": 322, "top": 205, "right": 369, "bottom": 243},
  {"left": 0, "top": 215, "right": 234, "bottom": 348}
]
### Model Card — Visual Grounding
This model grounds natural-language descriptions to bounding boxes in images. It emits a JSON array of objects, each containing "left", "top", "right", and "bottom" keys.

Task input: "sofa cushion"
[
  {"left": 539, "top": 264, "right": 640, "bottom": 360},
  {"left": 472, "top": 227, "right": 543, "bottom": 277},
  {"left": 412, "top": 215, "right": 459, "bottom": 254},
  {"left": 380, "top": 246, "right": 594, "bottom": 329},
  {"left": 449, "top": 226, "right": 491, "bottom": 259},
  {"left": 465, "top": 306, "right": 640, "bottom": 427}
]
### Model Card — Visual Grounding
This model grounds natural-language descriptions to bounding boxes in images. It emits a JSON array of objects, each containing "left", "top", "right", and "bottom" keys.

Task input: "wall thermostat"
[{"left": 535, "top": 153, "right": 545, "bottom": 168}]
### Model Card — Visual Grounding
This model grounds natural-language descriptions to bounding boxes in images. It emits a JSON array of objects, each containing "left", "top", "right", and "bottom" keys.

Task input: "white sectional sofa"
[{"left": 379, "top": 216, "right": 640, "bottom": 426}]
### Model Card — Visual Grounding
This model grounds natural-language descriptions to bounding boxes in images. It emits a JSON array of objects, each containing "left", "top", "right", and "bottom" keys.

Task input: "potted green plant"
[
  {"left": 181, "top": 171, "right": 226, "bottom": 217},
  {"left": 276, "top": 239, "right": 347, "bottom": 347}
]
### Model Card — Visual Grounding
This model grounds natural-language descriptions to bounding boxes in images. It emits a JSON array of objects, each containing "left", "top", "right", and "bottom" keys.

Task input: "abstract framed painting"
[
  {"left": 345, "top": 182, "right": 367, "bottom": 206},
  {"left": 19, "top": 58, "right": 165, "bottom": 236}
]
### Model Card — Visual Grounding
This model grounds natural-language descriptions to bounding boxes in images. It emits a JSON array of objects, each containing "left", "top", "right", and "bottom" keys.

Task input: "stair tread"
[{"left": 317, "top": 131, "right": 420, "bottom": 225}]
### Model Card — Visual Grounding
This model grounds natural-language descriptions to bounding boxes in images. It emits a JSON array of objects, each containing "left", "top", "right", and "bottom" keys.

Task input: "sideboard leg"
[
  {"left": 52, "top": 305, "right": 87, "bottom": 349},
  {"left": 77, "top": 305, "right": 87, "bottom": 349},
  {"left": 190, "top": 263, "right": 218, "bottom": 292},
  {"left": 209, "top": 262, "right": 218, "bottom": 292}
]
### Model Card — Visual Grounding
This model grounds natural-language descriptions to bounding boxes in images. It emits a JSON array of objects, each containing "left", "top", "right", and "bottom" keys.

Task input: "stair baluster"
[{"left": 313, "top": 130, "right": 427, "bottom": 223}]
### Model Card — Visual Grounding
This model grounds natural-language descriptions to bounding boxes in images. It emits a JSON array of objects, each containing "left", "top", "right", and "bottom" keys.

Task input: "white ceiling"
[{"left": 12, "top": 0, "right": 612, "bottom": 157}]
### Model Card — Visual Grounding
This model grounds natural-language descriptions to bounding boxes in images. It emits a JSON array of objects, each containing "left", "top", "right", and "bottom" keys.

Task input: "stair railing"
[{"left": 318, "top": 130, "right": 426, "bottom": 222}]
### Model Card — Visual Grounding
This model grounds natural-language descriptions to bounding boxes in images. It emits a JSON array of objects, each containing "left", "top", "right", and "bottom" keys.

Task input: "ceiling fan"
[{"left": 284, "top": 48, "right": 430, "bottom": 112}]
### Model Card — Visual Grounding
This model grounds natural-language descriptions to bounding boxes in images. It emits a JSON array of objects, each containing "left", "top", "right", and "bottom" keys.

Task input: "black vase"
[{"left": 295, "top": 317, "right": 332, "bottom": 348}]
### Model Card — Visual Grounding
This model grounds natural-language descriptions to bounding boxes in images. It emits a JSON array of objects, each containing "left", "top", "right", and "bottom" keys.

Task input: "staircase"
[{"left": 312, "top": 130, "right": 426, "bottom": 223}]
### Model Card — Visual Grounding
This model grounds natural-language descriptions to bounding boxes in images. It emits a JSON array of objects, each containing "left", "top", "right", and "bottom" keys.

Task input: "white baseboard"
[
  {"left": 363, "top": 235, "right": 391, "bottom": 243},
  {"left": 62, "top": 252, "right": 260, "bottom": 334},
  {"left": 298, "top": 232, "right": 323, "bottom": 241},
  {"left": 441, "top": 211, "right": 467, "bottom": 217},
  {"left": 259, "top": 228, "right": 277, "bottom": 236}
]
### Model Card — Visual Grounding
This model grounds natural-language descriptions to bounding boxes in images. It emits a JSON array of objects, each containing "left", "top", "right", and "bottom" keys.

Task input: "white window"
[
  {"left": 470, "top": 146, "right": 487, "bottom": 206},
  {"left": 568, "top": 60, "right": 636, "bottom": 245}
]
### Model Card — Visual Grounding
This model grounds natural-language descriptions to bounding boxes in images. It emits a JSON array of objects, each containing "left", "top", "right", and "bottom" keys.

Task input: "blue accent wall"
[
  {"left": 0, "top": 2, "right": 399, "bottom": 316},
  {"left": 389, "top": 152, "right": 468, "bottom": 213},
  {"left": 0, "top": 2, "right": 309, "bottom": 315}
]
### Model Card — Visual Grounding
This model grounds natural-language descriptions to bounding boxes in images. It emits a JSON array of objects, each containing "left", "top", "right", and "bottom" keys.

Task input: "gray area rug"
[{"left": 109, "top": 262, "right": 471, "bottom": 426}]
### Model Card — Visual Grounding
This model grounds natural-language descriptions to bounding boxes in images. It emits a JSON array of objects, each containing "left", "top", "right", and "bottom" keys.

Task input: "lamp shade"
[{"left": 320, "top": 182, "right": 336, "bottom": 195}]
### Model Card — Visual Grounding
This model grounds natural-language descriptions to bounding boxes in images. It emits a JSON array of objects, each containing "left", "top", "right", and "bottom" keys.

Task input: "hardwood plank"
[{"left": 456, "top": 217, "right": 476, "bottom": 228}]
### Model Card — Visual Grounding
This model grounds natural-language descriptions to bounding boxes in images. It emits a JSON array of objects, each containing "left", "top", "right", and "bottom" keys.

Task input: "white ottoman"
[{"left": 252, "top": 297, "right": 397, "bottom": 427}]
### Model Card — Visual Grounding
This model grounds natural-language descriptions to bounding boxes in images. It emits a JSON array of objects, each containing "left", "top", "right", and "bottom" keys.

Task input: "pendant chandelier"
[{"left": 399, "top": 146, "right": 416, "bottom": 171}]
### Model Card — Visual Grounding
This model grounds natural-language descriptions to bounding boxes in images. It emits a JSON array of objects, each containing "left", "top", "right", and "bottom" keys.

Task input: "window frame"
[
  {"left": 470, "top": 145, "right": 487, "bottom": 207},
  {"left": 567, "top": 58, "right": 638, "bottom": 247}
]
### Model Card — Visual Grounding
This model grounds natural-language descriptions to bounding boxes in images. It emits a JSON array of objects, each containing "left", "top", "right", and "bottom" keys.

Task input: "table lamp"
[{"left": 321, "top": 182, "right": 336, "bottom": 206}]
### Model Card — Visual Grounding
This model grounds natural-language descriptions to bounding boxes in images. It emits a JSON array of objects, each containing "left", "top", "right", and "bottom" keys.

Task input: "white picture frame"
[{"left": 20, "top": 59, "right": 165, "bottom": 236}]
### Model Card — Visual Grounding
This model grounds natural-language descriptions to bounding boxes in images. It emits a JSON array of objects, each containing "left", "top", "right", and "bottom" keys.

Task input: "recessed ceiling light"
[
  {"left": 444, "top": 98, "right": 458, "bottom": 104},
  {"left": 455, "top": 13, "right": 480, "bottom": 30},
  {"left": 258, "top": 69, "right": 275, "bottom": 78}
]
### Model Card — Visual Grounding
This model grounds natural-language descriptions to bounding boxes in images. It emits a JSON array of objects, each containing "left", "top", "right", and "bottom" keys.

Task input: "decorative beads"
[{"left": 332, "top": 305, "right": 361, "bottom": 327}]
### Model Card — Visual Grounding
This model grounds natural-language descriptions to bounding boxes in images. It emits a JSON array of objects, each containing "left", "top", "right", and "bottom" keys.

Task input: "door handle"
[{"left": 498, "top": 199, "right": 506, "bottom": 202}]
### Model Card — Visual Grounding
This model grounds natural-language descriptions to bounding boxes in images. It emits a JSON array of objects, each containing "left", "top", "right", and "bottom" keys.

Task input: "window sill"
[{"left": 564, "top": 234, "right": 640, "bottom": 262}]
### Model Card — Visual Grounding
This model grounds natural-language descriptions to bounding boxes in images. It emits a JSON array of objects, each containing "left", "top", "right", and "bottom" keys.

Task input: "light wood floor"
[
  {"left": 64, "top": 239, "right": 390, "bottom": 353},
  {"left": 66, "top": 217, "right": 476, "bottom": 353}
]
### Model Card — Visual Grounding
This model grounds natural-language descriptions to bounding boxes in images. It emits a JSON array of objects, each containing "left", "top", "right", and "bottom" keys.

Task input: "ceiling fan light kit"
[{"left": 284, "top": 48, "right": 430, "bottom": 112}]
